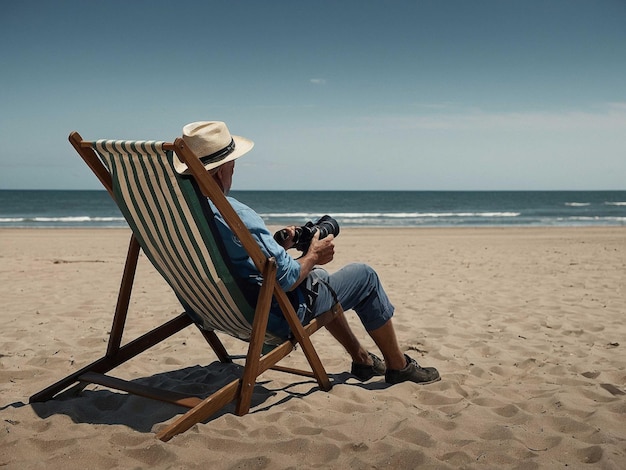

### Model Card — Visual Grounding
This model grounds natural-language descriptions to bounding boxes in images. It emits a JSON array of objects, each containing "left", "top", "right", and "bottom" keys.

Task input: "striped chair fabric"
[{"left": 93, "top": 140, "right": 280, "bottom": 344}]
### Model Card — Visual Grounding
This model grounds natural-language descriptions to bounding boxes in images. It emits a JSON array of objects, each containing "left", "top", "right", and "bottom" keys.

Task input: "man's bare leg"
[
  {"left": 324, "top": 310, "right": 372, "bottom": 365},
  {"left": 366, "top": 319, "right": 407, "bottom": 370}
]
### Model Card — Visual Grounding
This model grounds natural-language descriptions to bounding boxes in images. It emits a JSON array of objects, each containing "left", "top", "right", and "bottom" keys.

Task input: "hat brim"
[{"left": 173, "top": 135, "right": 254, "bottom": 174}]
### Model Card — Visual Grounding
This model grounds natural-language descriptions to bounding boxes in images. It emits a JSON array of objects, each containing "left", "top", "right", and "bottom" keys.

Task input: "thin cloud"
[{"left": 310, "top": 78, "right": 327, "bottom": 85}]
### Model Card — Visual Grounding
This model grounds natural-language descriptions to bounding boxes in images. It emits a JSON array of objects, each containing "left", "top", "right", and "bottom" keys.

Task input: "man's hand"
[
  {"left": 289, "top": 231, "right": 335, "bottom": 290},
  {"left": 306, "top": 231, "right": 335, "bottom": 265}
]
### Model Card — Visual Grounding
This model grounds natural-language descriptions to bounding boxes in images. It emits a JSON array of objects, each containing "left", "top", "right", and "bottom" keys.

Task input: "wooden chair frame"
[{"left": 30, "top": 132, "right": 342, "bottom": 442}]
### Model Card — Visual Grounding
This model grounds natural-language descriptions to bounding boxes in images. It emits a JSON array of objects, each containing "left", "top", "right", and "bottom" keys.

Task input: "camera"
[{"left": 273, "top": 215, "right": 340, "bottom": 253}]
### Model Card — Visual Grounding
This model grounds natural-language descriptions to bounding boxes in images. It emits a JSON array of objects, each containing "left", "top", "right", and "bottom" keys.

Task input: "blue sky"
[{"left": 1, "top": 0, "right": 625, "bottom": 190}]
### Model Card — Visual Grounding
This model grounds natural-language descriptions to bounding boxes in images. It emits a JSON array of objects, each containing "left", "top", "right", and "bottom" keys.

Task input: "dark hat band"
[{"left": 200, "top": 139, "right": 236, "bottom": 165}]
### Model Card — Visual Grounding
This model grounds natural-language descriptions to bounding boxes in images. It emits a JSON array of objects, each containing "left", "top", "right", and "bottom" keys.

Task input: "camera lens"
[{"left": 315, "top": 215, "right": 340, "bottom": 239}]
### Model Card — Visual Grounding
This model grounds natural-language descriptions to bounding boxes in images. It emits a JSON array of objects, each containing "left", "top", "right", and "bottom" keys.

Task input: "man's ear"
[{"left": 211, "top": 166, "right": 224, "bottom": 190}]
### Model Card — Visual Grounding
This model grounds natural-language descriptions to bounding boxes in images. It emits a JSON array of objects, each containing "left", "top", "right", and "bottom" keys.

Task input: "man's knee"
[{"left": 344, "top": 262, "right": 379, "bottom": 285}]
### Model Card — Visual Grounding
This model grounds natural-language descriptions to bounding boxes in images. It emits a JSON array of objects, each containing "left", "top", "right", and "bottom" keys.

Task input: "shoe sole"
[{"left": 386, "top": 375, "right": 441, "bottom": 385}]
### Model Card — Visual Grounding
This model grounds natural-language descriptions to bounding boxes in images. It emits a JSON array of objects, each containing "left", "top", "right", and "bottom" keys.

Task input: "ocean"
[{"left": 0, "top": 190, "right": 625, "bottom": 229}]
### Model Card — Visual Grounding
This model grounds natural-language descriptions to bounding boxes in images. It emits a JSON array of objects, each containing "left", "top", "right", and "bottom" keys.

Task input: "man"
[{"left": 176, "top": 121, "right": 440, "bottom": 385}]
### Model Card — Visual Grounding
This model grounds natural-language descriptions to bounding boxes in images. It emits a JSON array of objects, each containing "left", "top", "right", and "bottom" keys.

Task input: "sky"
[{"left": 1, "top": 0, "right": 625, "bottom": 191}]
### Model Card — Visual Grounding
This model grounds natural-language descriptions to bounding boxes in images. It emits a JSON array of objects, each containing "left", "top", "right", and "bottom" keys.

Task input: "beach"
[{"left": 1, "top": 227, "right": 624, "bottom": 469}]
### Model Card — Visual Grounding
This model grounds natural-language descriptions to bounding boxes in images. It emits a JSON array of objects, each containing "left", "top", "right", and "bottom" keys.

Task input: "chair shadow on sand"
[{"left": 29, "top": 360, "right": 392, "bottom": 434}]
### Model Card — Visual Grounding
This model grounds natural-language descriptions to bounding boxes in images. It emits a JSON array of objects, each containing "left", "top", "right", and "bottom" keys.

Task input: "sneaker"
[
  {"left": 351, "top": 352, "right": 386, "bottom": 381},
  {"left": 385, "top": 354, "right": 440, "bottom": 385}
]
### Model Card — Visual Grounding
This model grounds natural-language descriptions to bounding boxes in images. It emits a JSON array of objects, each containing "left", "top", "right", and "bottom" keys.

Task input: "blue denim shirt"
[{"left": 209, "top": 197, "right": 306, "bottom": 337}]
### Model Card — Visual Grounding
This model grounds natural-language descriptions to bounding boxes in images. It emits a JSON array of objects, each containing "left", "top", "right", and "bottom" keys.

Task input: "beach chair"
[{"left": 30, "top": 132, "right": 342, "bottom": 441}]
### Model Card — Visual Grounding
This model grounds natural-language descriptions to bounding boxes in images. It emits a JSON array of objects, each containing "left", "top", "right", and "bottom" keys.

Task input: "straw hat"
[{"left": 174, "top": 121, "right": 254, "bottom": 174}]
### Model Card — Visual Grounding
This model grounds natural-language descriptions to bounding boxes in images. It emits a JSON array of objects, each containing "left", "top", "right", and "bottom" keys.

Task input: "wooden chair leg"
[
  {"left": 155, "top": 379, "right": 241, "bottom": 442},
  {"left": 198, "top": 328, "right": 232, "bottom": 363},
  {"left": 107, "top": 234, "right": 141, "bottom": 355},
  {"left": 235, "top": 259, "right": 276, "bottom": 416}
]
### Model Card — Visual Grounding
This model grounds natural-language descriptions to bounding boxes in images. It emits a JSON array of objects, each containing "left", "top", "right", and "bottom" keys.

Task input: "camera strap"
[{"left": 319, "top": 278, "right": 339, "bottom": 305}]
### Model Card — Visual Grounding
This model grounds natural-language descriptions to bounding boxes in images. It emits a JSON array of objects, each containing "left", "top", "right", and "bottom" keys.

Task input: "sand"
[{"left": 1, "top": 227, "right": 624, "bottom": 469}]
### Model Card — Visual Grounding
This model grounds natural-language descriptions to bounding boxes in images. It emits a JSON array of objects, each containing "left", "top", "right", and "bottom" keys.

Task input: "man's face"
[{"left": 218, "top": 161, "right": 235, "bottom": 195}]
